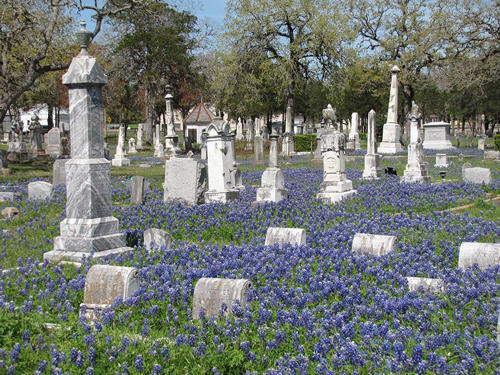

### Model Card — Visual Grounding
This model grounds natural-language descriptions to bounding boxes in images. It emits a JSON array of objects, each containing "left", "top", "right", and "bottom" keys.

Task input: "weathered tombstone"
[
  {"left": 256, "top": 133, "right": 288, "bottom": 203},
  {"left": 281, "top": 105, "right": 294, "bottom": 156},
  {"left": 112, "top": 125, "right": 130, "bottom": 166},
  {"left": 406, "top": 277, "right": 445, "bottom": 293},
  {"left": 477, "top": 137, "right": 486, "bottom": 151},
  {"left": 422, "top": 121, "right": 454, "bottom": 150},
  {"left": 28, "top": 181, "right": 53, "bottom": 200},
  {"left": 351, "top": 233, "right": 396, "bottom": 257},
  {"left": 435, "top": 154, "right": 449, "bottom": 168},
  {"left": 128, "top": 138, "right": 137, "bottom": 154},
  {"left": 0, "top": 192, "right": 15, "bottom": 201},
  {"left": 164, "top": 86, "right": 180, "bottom": 157},
  {"left": 458, "top": 242, "right": 499, "bottom": 270},
  {"left": 164, "top": 157, "right": 207, "bottom": 204},
  {"left": 61, "top": 136, "right": 71, "bottom": 158},
  {"left": 226, "top": 129, "right": 244, "bottom": 190},
  {"left": 46, "top": 127, "right": 62, "bottom": 157},
  {"left": 143, "top": 228, "right": 171, "bottom": 251},
  {"left": 245, "top": 118, "right": 255, "bottom": 150},
  {"left": 462, "top": 167, "right": 491, "bottom": 185},
  {"left": 80, "top": 265, "right": 139, "bottom": 320},
  {"left": 52, "top": 159, "right": 70, "bottom": 186},
  {"left": 484, "top": 150, "right": 500, "bottom": 161},
  {"left": 192, "top": 278, "right": 252, "bottom": 320},
  {"left": 131, "top": 176, "right": 147, "bottom": 204},
  {"left": 153, "top": 123, "right": 164, "bottom": 158},
  {"left": 45, "top": 22, "right": 133, "bottom": 263},
  {"left": 265, "top": 227, "right": 306, "bottom": 247},
  {"left": 402, "top": 103, "right": 430, "bottom": 183},
  {"left": 200, "top": 130, "right": 208, "bottom": 160},
  {"left": 362, "top": 109, "right": 382, "bottom": 179},
  {"left": 1, "top": 207, "right": 19, "bottom": 220},
  {"left": 262, "top": 122, "right": 269, "bottom": 141},
  {"left": 378, "top": 66, "right": 403, "bottom": 154},
  {"left": 347, "top": 112, "right": 361, "bottom": 151},
  {"left": 314, "top": 127, "right": 324, "bottom": 159},
  {"left": 254, "top": 135, "right": 265, "bottom": 163},
  {"left": 136, "top": 123, "right": 144, "bottom": 150}
]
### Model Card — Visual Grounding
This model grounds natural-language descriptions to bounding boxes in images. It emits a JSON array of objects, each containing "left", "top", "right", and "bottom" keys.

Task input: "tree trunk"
[{"left": 47, "top": 104, "right": 54, "bottom": 130}]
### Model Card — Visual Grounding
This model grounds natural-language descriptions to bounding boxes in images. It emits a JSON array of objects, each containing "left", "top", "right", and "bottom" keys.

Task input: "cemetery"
[{"left": 0, "top": 1, "right": 499, "bottom": 374}]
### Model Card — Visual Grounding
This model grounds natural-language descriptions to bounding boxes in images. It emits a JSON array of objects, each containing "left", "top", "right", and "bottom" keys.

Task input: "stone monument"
[
  {"left": 265, "top": 227, "right": 306, "bottom": 247},
  {"left": 235, "top": 117, "right": 244, "bottom": 140},
  {"left": 164, "top": 86, "right": 180, "bottom": 157},
  {"left": 227, "top": 128, "right": 244, "bottom": 190},
  {"left": 254, "top": 135, "right": 264, "bottom": 163},
  {"left": 46, "top": 127, "right": 62, "bottom": 157},
  {"left": 351, "top": 233, "right": 396, "bottom": 257},
  {"left": 136, "top": 123, "right": 144, "bottom": 150},
  {"left": 435, "top": 154, "right": 449, "bottom": 168},
  {"left": 458, "top": 242, "right": 499, "bottom": 270},
  {"left": 347, "top": 112, "right": 361, "bottom": 151},
  {"left": 422, "top": 121, "right": 454, "bottom": 150},
  {"left": 362, "top": 109, "right": 382, "bottom": 179},
  {"left": 45, "top": 21, "right": 133, "bottom": 263},
  {"left": 256, "top": 132, "right": 288, "bottom": 203},
  {"left": 29, "top": 113, "right": 45, "bottom": 156},
  {"left": 163, "top": 155, "right": 207, "bottom": 204},
  {"left": 111, "top": 124, "right": 130, "bottom": 167},
  {"left": 153, "top": 123, "right": 164, "bottom": 158},
  {"left": 28, "top": 181, "right": 53, "bottom": 200},
  {"left": 281, "top": 104, "right": 294, "bottom": 156},
  {"left": 378, "top": 66, "right": 403, "bottom": 154},
  {"left": 402, "top": 104, "right": 430, "bottom": 183},
  {"left": 128, "top": 138, "right": 137, "bottom": 154},
  {"left": 245, "top": 118, "right": 254, "bottom": 150},
  {"left": 143, "top": 228, "right": 171, "bottom": 251}
]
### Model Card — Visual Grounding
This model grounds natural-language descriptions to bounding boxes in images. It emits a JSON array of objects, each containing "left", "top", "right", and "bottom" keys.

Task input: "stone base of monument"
[
  {"left": 401, "top": 168, "right": 430, "bottom": 183},
  {"left": 111, "top": 157, "right": 130, "bottom": 167},
  {"left": 362, "top": 154, "right": 382, "bottom": 180},
  {"left": 164, "top": 135, "right": 180, "bottom": 157},
  {"left": 44, "top": 246, "right": 133, "bottom": 263},
  {"left": 377, "top": 122, "right": 403, "bottom": 154},
  {"left": 317, "top": 189, "right": 357, "bottom": 204},
  {"left": 317, "top": 178, "right": 357, "bottom": 204},
  {"left": 256, "top": 167, "right": 288, "bottom": 203},
  {"left": 204, "top": 189, "right": 239, "bottom": 203}
]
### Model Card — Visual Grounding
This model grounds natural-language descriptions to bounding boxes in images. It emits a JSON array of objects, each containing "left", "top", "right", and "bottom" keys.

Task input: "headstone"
[
  {"left": 422, "top": 121, "right": 454, "bottom": 150},
  {"left": 153, "top": 123, "right": 164, "bottom": 158},
  {"left": 128, "top": 138, "right": 137, "bottom": 154},
  {"left": 406, "top": 277, "right": 445, "bottom": 293},
  {"left": 362, "top": 109, "right": 382, "bottom": 179},
  {"left": 143, "top": 228, "right": 171, "bottom": 251},
  {"left": 484, "top": 150, "right": 500, "bottom": 161},
  {"left": 254, "top": 135, "right": 265, "bottom": 163},
  {"left": 204, "top": 119, "right": 240, "bottom": 203},
  {"left": 80, "top": 265, "right": 139, "bottom": 320},
  {"left": 435, "top": 154, "right": 449, "bottom": 168},
  {"left": 1, "top": 207, "right": 19, "bottom": 220},
  {"left": 131, "top": 176, "right": 147, "bottom": 204},
  {"left": 245, "top": 118, "right": 255, "bottom": 150},
  {"left": 348, "top": 112, "right": 361, "bottom": 151},
  {"left": 316, "top": 127, "right": 357, "bottom": 204},
  {"left": 477, "top": 137, "right": 486, "bottom": 150},
  {"left": 0, "top": 192, "right": 15, "bottom": 201},
  {"left": 314, "top": 127, "right": 324, "bottom": 159},
  {"left": 377, "top": 66, "right": 403, "bottom": 154},
  {"left": 136, "top": 123, "right": 144, "bottom": 150},
  {"left": 45, "top": 21, "right": 133, "bottom": 263},
  {"left": 61, "top": 136, "right": 71, "bottom": 157},
  {"left": 164, "top": 86, "right": 180, "bottom": 157},
  {"left": 28, "top": 181, "right": 53, "bottom": 200},
  {"left": 112, "top": 125, "right": 131, "bottom": 166},
  {"left": 351, "top": 233, "right": 396, "bottom": 257},
  {"left": 402, "top": 103, "right": 430, "bottom": 183},
  {"left": 462, "top": 167, "right": 491, "bottom": 184},
  {"left": 227, "top": 129, "right": 244, "bottom": 190},
  {"left": 235, "top": 117, "right": 244, "bottom": 140},
  {"left": 52, "top": 159, "right": 70, "bottom": 186},
  {"left": 163, "top": 157, "right": 207, "bottom": 204},
  {"left": 256, "top": 133, "right": 288, "bottom": 203},
  {"left": 192, "top": 278, "right": 252, "bottom": 320},
  {"left": 281, "top": 105, "right": 294, "bottom": 156},
  {"left": 200, "top": 130, "right": 208, "bottom": 160},
  {"left": 458, "top": 242, "right": 499, "bottom": 270},
  {"left": 265, "top": 227, "right": 306, "bottom": 247},
  {"left": 46, "top": 127, "right": 62, "bottom": 157}
]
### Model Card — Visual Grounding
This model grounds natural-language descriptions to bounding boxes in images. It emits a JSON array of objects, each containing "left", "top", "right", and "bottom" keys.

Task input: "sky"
[{"left": 191, "top": 0, "right": 227, "bottom": 24}]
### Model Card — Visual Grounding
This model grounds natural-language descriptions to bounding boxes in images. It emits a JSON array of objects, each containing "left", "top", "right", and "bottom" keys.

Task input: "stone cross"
[{"left": 45, "top": 21, "right": 132, "bottom": 263}]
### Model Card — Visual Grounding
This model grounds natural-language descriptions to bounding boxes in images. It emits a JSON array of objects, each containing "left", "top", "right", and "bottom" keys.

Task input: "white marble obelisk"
[
  {"left": 153, "top": 123, "right": 164, "bottom": 158},
  {"left": 256, "top": 132, "right": 288, "bottom": 203},
  {"left": 45, "top": 21, "right": 132, "bottom": 263},
  {"left": 348, "top": 112, "right": 361, "bottom": 150},
  {"left": 402, "top": 104, "right": 430, "bottom": 183},
  {"left": 111, "top": 124, "right": 130, "bottom": 166},
  {"left": 378, "top": 66, "right": 403, "bottom": 154},
  {"left": 136, "top": 123, "right": 144, "bottom": 150},
  {"left": 281, "top": 105, "right": 294, "bottom": 156},
  {"left": 362, "top": 109, "right": 382, "bottom": 179},
  {"left": 164, "top": 86, "right": 180, "bottom": 157}
]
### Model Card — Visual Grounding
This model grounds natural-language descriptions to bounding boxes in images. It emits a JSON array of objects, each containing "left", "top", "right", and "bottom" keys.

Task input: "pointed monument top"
[{"left": 391, "top": 65, "right": 400, "bottom": 73}]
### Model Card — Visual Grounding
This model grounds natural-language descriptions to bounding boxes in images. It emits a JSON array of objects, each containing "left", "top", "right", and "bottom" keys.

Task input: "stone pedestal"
[
  {"left": 256, "top": 134, "right": 287, "bottom": 203},
  {"left": 164, "top": 89, "right": 180, "bottom": 157},
  {"left": 362, "top": 109, "right": 382, "bottom": 179},
  {"left": 402, "top": 111, "right": 430, "bottom": 183},
  {"left": 378, "top": 122, "right": 403, "bottom": 154},
  {"left": 435, "top": 154, "right": 449, "bottom": 168},
  {"left": 45, "top": 22, "right": 132, "bottom": 263},
  {"left": 422, "top": 122, "right": 454, "bottom": 150}
]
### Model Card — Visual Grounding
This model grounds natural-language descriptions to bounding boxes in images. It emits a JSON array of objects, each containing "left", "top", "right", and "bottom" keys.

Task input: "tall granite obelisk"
[
  {"left": 378, "top": 66, "right": 403, "bottom": 154},
  {"left": 45, "top": 22, "right": 132, "bottom": 263}
]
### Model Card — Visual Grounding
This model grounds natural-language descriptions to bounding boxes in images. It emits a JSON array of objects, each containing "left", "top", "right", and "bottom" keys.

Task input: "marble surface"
[{"left": 265, "top": 227, "right": 306, "bottom": 247}]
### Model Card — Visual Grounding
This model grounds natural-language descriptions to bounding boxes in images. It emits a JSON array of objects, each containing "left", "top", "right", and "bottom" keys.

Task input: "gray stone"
[
  {"left": 402, "top": 106, "right": 430, "bottom": 183},
  {"left": 0, "top": 192, "right": 15, "bottom": 201},
  {"left": 462, "top": 167, "right": 491, "bottom": 184},
  {"left": 362, "top": 109, "right": 382, "bottom": 179},
  {"left": 254, "top": 135, "right": 265, "bottom": 163},
  {"left": 406, "top": 277, "right": 445, "bottom": 293},
  {"left": 422, "top": 122, "right": 454, "bottom": 150},
  {"left": 484, "top": 150, "right": 500, "bottom": 161},
  {"left": 46, "top": 127, "right": 62, "bottom": 157},
  {"left": 351, "top": 233, "right": 396, "bottom": 257},
  {"left": 53, "top": 159, "right": 70, "bottom": 186},
  {"left": 265, "top": 227, "right": 306, "bottom": 247},
  {"left": 143, "top": 228, "right": 171, "bottom": 251},
  {"left": 46, "top": 22, "right": 132, "bottom": 263},
  {"left": 131, "top": 176, "right": 147, "bottom": 204},
  {"left": 28, "top": 181, "right": 53, "bottom": 200},
  {"left": 164, "top": 158, "right": 207, "bottom": 204},
  {"left": 1, "top": 207, "right": 19, "bottom": 219},
  {"left": 164, "top": 88, "right": 180, "bottom": 157},
  {"left": 435, "top": 154, "right": 449, "bottom": 168},
  {"left": 256, "top": 134, "right": 287, "bottom": 203},
  {"left": 80, "top": 265, "right": 139, "bottom": 320},
  {"left": 378, "top": 66, "right": 403, "bottom": 154},
  {"left": 128, "top": 138, "right": 137, "bottom": 154},
  {"left": 0, "top": 149, "right": 7, "bottom": 168},
  {"left": 112, "top": 125, "right": 130, "bottom": 167},
  {"left": 458, "top": 242, "right": 500, "bottom": 270},
  {"left": 192, "top": 277, "right": 252, "bottom": 319},
  {"left": 348, "top": 112, "right": 361, "bottom": 150},
  {"left": 477, "top": 137, "right": 485, "bottom": 150},
  {"left": 281, "top": 105, "right": 294, "bottom": 156}
]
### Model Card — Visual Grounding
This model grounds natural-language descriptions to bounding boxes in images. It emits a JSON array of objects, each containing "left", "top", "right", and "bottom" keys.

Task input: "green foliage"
[
  {"left": 359, "top": 132, "right": 366, "bottom": 140},
  {"left": 494, "top": 134, "right": 500, "bottom": 150},
  {"left": 294, "top": 135, "right": 317, "bottom": 152}
]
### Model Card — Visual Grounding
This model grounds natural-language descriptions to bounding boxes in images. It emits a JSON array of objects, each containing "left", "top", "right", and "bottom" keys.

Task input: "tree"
[{"left": 0, "top": 0, "right": 148, "bottom": 124}]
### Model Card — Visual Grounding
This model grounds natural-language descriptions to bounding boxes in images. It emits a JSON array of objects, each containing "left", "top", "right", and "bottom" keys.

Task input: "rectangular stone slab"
[
  {"left": 406, "top": 277, "right": 445, "bottom": 293},
  {"left": 352, "top": 233, "right": 396, "bottom": 257},
  {"left": 265, "top": 227, "right": 306, "bottom": 247},
  {"left": 458, "top": 242, "right": 500, "bottom": 270}
]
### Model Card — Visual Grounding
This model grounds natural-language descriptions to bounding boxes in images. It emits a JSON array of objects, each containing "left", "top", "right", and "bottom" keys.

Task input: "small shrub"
[
  {"left": 494, "top": 134, "right": 500, "bottom": 150},
  {"left": 294, "top": 134, "right": 316, "bottom": 152},
  {"left": 359, "top": 132, "right": 367, "bottom": 140}
]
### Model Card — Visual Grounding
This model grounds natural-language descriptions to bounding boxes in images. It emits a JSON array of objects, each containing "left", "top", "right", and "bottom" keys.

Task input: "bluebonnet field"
[{"left": 0, "top": 163, "right": 499, "bottom": 374}]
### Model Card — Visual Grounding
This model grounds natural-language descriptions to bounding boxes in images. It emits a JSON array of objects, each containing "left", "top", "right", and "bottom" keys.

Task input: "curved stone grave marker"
[
  {"left": 458, "top": 242, "right": 500, "bottom": 270},
  {"left": 406, "top": 277, "right": 445, "bottom": 293},
  {"left": 265, "top": 227, "right": 306, "bottom": 247},
  {"left": 143, "top": 228, "right": 171, "bottom": 251},
  {"left": 352, "top": 233, "right": 396, "bottom": 257},
  {"left": 28, "top": 181, "right": 53, "bottom": 200}
]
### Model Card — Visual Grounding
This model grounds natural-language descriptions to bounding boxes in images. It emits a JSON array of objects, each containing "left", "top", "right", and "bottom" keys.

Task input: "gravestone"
[
  {"left": 0, "top": 149, "right": 8, "bottom": 176},
  {"left": 61, "top": 136, "right": 71, "bottom": 158},
  {"left": 347, "top": 112, "right": 361, "bottom": 151},
  {"left": 29, "top": 113, "right": 45, "bottom": 156},
  {"left": 462, "top": 167, "right": 491, "bottom": 184},
  {"left": 153, "top": 123, "right": 164, "bottom": 158},
  {"left": 45, "top": 21, "right": 132, "bottom": 263},
  {"left": 265, "top": 227, "right": 306, "bottom": 247},
  {"left": 131, "top": 176, "right": 147, "bottom": 204},
  {"left": 458, "top": 242, "right": 499, "bottom": 270},
  {"left": 351, "top": 233, "right": 396, "bottom": 257},
  {"left": 362, "top": 109, "right": 382, "bottom": 179},
  {"left": 314, "top": 127, "right": 324, "bottom": 159},
  {"left": 254, "top": 135, "right": 264, "bottom": 163},
  {"left": 136, "top": 123, "right": 144, "bottom": 150},
  {"left": 192, "top": 278, "right": 252, "bottom": 319},
  {"left": 484, "top": 150, "right": 500, "bottom": 161},
  {"left": 28, "top": 181, "right": 53, "bottom": 200},
  {"left": 52, "top": 159, "right": 70, "bottom": 186},
  {"left": 435, "top": 154, "right": 449, "bottom": 168},
  {"left": 46, "top": 127, "right": 62, "bottom": 157},
  {"left": 262, "top": 122, "right": 269, "bottom": 141},
  {"left": 164, "top": 86, "right": 180, "bottom": 157},
  {"left": 406, "top": 277, "right": 445, "bottom": 293},
  {"left": 200, "top": 130, "right": 208, "bottom": 160},
  {"left": 402, "top": 104, "right": 430, "bottom": 183},
  {"left": 422, "top": 122, "right": 454, "bottom": 150},
  {"left": 163, "top": 157, "right": 207, "bottom": 204},
  {"left": 235, "top": 117, "right": 244, "bottom": 140},
  {"left": 245, "top": 118, "right": 255, "bottom": 151},
  {"left": 226, "top": 129, "right": 244, "bottom": 190},
  {"left": 256, "top": 133, "right": 288, "bottom": 203},
  {"left": 128, "top": 138, "right": 137, "bottom": 154},
  {"left": 112, "top": 125, "right": 130, "bottom": 166},
  {"left": 477, "top": 137, "right": 485, "bottom": 150},
  {"left": 143, "top": 228, "right": 171, "bottom": 251},
  {"left": 281, "top": 105, "right": 294, "bottom": 156},
  {"left": 80, "top": 265, "right": 139, "bottom": 320},
  {"left": 378, "top": 66, "right": 403, "bottom": 154}
]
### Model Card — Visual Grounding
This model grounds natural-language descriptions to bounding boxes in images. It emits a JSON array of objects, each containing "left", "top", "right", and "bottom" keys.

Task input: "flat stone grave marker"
[
  {"left": 192, "top": 278, "right": 252, "bottom": 319},
  {"left": 462, "top": 167, "right": 491, "bottom": 185},
  {"left": 406, "top": 277, "right": 445, "bottom": 293},
  {"left": 164, "top": 158, "right": 207, "bottom": 204},
  {"left": 265, "top": 227, "right": 306, "bottom": 247},
  {"left": 52, "top": 159, "right": 69, "bottom": 186},
  {"left": 352, "top": 233, "right": 396, "bottom": 257},
  {"left": 80, "top": 265, "right": 139, "bottom": 320},
  {"left": 28, "top": 181, "right": 53, "bottom": 200},
  {"left": 131, "top": 176, "right": 147, "bottom": 204},
  {"left": 143, "top": 228, "right": 171, "bottom": 251},
  {"left": 484, "top": 150, "right": 499, "bottom": 161},
  {"left": 458, "top": 242, "right": 500, "bottom": 270}
]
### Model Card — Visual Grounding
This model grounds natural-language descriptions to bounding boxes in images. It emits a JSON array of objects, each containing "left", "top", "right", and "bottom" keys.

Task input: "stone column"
[
  {"left": 164, "top": 86, "right": 180, "bottom": 157},
  {"left": 112, "top": 124, "right": 130, "bottom": 166},
  {"left": 402, "top": 106, "right": 430, "bottom": 183},
  {"left": 348, "top": 112, "right": 361, "bottom": 150},
  {"left": 154, "top": 123, "right": 164, "bottom": 158},
  {"left": 281, "top": 105, "right": 294, "bottom": 156},
  {"left": 45, "top": 21, "right": 132, "bottom": 263},
  {"left": 378, "top": 66, "right": 403, "bottom": 154},
  {"left": 362, "top": 109, "right": 382, "bottom": 179}
]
